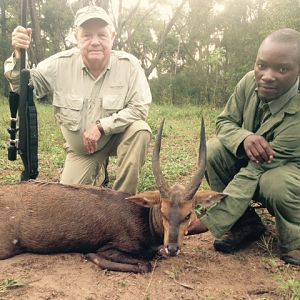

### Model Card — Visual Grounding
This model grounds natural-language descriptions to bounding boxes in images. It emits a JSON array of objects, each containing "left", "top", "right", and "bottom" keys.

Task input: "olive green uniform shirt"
[
  {"left": 201, "top": 71, "right": 300, "bottom": 249},
  {"left": 216, "top": 70, "right": 299, "bottom": 159}
]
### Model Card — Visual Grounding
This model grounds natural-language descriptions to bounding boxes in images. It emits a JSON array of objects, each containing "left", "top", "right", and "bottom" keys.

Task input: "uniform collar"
[
  {"left": 255, "top": 77, "right": 299, "bottom": 115},
  {"left": 80, "top": 53, "right": 112, "bottom": 79}
]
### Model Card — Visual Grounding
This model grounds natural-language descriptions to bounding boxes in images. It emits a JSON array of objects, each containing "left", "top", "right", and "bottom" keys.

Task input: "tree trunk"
[
  {"left": 28, "top": 0, "right": 45, "bottom": 64},
  {"left": 145, "top": 0, "right": 188, "bottom": 78}
]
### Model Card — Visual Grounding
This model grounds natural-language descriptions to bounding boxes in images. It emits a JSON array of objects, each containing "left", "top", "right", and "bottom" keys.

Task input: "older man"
[
  {"left": 188, "top": 28, "right": 300, "bottom": 266},
  {"left": 4, "top": 5, "right": 152, "bottom": 195}
]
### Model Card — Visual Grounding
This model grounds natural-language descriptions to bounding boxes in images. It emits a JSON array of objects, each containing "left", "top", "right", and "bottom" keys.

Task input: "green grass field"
[{"left": 0, "top": 96, "right": 221, "bottom": 191}]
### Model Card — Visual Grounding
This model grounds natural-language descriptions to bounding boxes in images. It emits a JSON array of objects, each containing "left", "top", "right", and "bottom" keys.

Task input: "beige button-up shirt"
[{"left": 5, "top": 48, "right": 152, "bottom": 154}]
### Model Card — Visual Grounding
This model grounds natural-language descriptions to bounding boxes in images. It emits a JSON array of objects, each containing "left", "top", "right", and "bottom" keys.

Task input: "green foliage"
[
  {"left": 261, "top": 0, "right": 300, "bottom": 33},
  {"left": 0, "top": 278, "right": 25, "bottom": 294},
  {"left": 278, "top": 278, "right": 300, "bottom": 300},
  {"left": 41, "top": 0, "right": 74, "bottom": 53}
]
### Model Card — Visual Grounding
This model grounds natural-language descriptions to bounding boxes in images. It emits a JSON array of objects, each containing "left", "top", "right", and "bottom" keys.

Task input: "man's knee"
[
  {"left": 134, "top": 130, "right": 151, "bottom": 145},
  {"left": 124, "top": 120, "right": 151, "bottom": 138},
  {"left": 116, "top": 126, "right": 151, "bottom": 170},
  {"left": 121, "top": 121, "right": 151, "bottom": 149},
  {"left": 259, "top": 170, "right": 300, "bottom": 210},
  {"left": 260, "top": 174, "right": 284, "bottom": 199},
  {"left": 60, "top": 151, "right": 101, "bottom": 185},
  {"left": 126, "top": 130, "right": 151, "bottom": 163},
  {"left": 207, "top": 137, "right": 226, "bottom": 164}
]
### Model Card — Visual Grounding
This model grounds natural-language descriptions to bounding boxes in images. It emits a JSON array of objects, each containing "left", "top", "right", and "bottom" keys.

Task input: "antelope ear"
[
  {"left": 126, "top": 191, "right": 161, "bottom": 207},
  {"left": 193, "top": 191, "right": 226, "bottom": 208}
]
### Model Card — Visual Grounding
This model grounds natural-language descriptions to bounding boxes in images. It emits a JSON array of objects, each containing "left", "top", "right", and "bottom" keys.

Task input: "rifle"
[{"left": 7, "top": 0, "right": 38, "bottom": 181}]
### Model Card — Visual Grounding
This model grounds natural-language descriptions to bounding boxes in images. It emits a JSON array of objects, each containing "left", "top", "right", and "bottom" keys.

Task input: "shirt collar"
[
  {"left": 256, "top": 77, "right": 299, "bottom": 115},
  {"left": 80, "top": 55, "right": 112, "bottom": 79}
]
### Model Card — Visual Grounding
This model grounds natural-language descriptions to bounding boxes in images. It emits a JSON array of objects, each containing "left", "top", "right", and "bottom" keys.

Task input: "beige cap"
[{"left": 74, "top": 5, "right": 113, "bottom": 27}]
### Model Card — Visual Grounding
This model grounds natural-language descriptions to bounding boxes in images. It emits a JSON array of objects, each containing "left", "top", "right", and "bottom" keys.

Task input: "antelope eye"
[{"left": 184, "top": 213, "right": 191, "bottom": 222}]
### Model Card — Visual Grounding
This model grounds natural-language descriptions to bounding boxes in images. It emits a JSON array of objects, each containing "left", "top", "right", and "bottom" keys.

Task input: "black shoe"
[
  {"left": 281, "top": 249, "right": 300, "bottom": 266},
  {"left": 213, "top": 208, "right": 266, "bottom": 253}
]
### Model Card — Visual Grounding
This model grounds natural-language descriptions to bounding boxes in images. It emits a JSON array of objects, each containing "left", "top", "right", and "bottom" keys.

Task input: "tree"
[
  {"left": 28, "top": 0, "right": 45, "bottom": 64},
  {"left": 1, "top": 0, "right": 300, "bottom": 105}
]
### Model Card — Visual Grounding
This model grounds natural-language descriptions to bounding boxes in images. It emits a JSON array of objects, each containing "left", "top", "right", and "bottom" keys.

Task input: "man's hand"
[
  {"left": 12, "top": 26, "right": 32, "bottom": 59},
  {"left": 83, "top": 125, "right": 101, "bottom": 154},
  {"left": 243, "top": 134, "right": 275, "bottom": 164}
]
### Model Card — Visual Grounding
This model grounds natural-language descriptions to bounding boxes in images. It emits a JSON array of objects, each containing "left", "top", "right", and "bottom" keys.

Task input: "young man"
[
  {"left": 188, "top": 28, "right": 300, "bottom": 266},
  {"left": 4, "top": 5, "right": 152, "bottom": 195}
]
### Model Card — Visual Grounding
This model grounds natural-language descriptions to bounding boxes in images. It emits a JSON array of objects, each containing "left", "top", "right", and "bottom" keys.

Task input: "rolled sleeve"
[
  {"left": 4, "top": 52, "right": 56, "bottom": 98},
  {"left": 4, "top": 53, "right": 21, "bottom": 93}
]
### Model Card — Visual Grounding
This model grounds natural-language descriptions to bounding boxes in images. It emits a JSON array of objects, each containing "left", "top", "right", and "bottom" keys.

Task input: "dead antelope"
[{"left": 0, "top": 119, "right": 224, "bottom": 273}]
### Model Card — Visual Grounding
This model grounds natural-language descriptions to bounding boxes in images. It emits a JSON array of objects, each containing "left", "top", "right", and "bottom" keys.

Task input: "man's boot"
[
  {"left": 281, "top": 248, "right": 300, "bottom": 266},
  {"left": 213, "top": 207, "right": 266, "bottom": 253}
]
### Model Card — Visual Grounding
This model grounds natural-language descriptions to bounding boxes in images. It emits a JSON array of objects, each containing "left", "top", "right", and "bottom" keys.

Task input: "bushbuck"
[{"left": 0, "top": 119, "right": 224, "bottom": 273}]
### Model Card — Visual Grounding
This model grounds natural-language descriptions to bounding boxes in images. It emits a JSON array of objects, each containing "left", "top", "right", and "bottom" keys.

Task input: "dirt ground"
[{"left": 1, "top": 223, "right": 300, "bottom": 300}]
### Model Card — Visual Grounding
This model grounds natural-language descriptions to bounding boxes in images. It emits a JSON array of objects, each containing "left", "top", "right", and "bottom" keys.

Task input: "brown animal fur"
[
  {"left": 0, "top": 180, "right": 224, "bottom": 273},
  {"left": 0, "top": 181, "right": 158, "bottom": 272}
]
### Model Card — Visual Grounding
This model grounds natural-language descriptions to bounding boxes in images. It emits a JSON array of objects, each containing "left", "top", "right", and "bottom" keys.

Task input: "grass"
[
  {"left": 278, "top": 277, "right": 300, "bottom": 299},
  {"left": 0, "top": 96, "right": 221, "bottom": 191},
  {"left": 0, "top": 278, "right": 25, "bottom": 294}
]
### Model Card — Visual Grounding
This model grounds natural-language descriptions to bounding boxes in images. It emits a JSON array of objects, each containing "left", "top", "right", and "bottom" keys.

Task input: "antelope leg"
[
  {"left": 96, "top": 248, "right": 150, "bottom": 264},
  {"left": 86, "top": 253, "right": 152, "bottom": 273}
]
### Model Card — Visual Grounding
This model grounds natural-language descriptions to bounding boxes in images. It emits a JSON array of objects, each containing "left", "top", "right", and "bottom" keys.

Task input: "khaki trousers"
[
  {"left": 60, "top": 122, "right": 151, "bottom": 195},
  {"left": 202, "top": 137, "right": 300, "bottom": 253}
]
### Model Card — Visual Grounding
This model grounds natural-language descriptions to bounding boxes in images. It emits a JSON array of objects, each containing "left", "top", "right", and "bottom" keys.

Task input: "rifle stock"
[{"left": 18, "top": 69, "right": 39, "bottom": 180}]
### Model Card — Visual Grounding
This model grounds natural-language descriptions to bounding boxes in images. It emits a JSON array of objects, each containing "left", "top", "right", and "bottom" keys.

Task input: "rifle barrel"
[{"left": 20, "top": 0, "right": 27, "bottom": 70}]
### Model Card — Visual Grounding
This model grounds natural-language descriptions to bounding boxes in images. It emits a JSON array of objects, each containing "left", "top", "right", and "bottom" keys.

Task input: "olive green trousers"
[
  {"left": 201, "top": 137, "right": 300, "bottom": 253},
  {"left": 60, "top": 122, "right": 151, "bottom": 195}
]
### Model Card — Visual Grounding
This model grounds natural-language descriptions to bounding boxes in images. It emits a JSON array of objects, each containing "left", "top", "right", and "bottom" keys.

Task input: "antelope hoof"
[
  {"left": 86, "top": 253, "right": 100, "bottom": 264},
  {"left": 138, "top": 262, "right": 152, "bottom": 273}
]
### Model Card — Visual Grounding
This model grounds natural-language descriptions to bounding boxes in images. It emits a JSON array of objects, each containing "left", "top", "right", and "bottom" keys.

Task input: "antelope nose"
[{"left": 167, "top": 243, "right": 179, "bottom": 256}]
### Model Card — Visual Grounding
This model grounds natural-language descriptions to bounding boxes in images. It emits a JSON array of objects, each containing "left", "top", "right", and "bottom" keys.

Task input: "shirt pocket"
[
  {"left": 102, "top": 85, "right": 126, "bottom": 117},
  {"left": 53, "top": 92, "right": 84, "bottom": 131}
]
